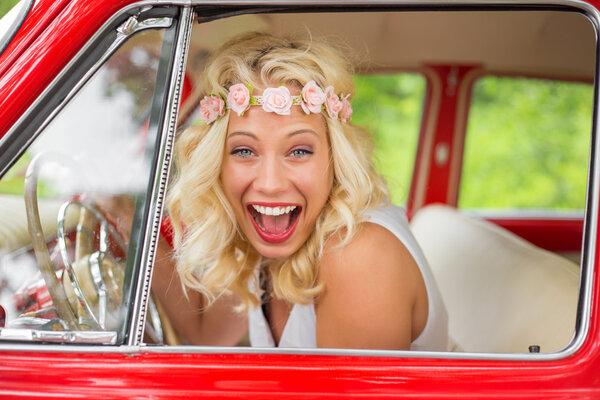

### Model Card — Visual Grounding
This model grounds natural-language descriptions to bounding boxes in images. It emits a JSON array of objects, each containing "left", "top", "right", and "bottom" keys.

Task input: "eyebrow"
[
  {"left": 227, "top": 131, "right": 258, "bottom": 140},
  {"left": 227, "top": 129, "right": 319, "bottom": 139},
  {"left": 288, "top": 129, "right": 319, "bottom": 138}
]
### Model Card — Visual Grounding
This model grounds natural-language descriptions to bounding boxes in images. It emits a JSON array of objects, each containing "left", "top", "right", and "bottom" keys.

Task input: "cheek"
[
  {"left": 295, "top": 158, "right": 332, "bottom": 209},
  {"left": 220, "top": 161, "right": 249, "bottom": 205}
]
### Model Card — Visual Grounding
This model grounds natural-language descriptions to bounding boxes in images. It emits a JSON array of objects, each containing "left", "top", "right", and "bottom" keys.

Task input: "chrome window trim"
[
  {"left": 127, "top": 6, "right": 194, "bottom": 346},
  {"left": 574, "top": 0, "right": 599, "bottom": 357},
  {"left": 0, "top": 0, "right": 34, "bottom": 57},
  {"left": 0, "top": 328, "right": 117, "bottom": 345},
  {"left": 0, "top": 0, "right": 595, "bottom": 364}
]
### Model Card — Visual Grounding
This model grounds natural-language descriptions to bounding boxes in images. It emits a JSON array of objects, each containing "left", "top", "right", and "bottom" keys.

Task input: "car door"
[{"left": 0, "top": 1, "right": 599, "bottom": 399}]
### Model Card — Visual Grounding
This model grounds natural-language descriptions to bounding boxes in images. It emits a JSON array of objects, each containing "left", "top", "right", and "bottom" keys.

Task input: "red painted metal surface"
[
  {"left": 405, "top": 72, "right": 432, "bottom": 220},
  {"left": 406, "top": 65, "right": 478, "bottom": 218},
  {"left": 418, "top": 65, "right": 478, "bottom": 207},
  {"left": 0, "top": 0, "right": 133, "bottom": 137},
  {"left": 491, "top": 217, "right": 584, "bottom": 252},
  {"left": 0, "top": 0, "right": 71, "bottom": 78},
  {"left": 1, "top": 332, "right": 600, "bottom": 398},
  {"left": 0, "top": 0, "right": 599, "bottom": 397}
]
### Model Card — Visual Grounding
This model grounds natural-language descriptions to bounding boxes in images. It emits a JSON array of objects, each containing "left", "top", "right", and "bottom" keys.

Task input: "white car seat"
[
  {"left": 0, "top": 194, "right": 77, "bottom": 253},
  {"left": 410, "top": 204, "right": 579, "bottom": 353}
]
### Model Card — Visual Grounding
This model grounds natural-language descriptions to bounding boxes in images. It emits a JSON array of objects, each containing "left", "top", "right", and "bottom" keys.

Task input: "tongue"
[{"left": 260, "top": 213, "right": 291, "bottom": 235}]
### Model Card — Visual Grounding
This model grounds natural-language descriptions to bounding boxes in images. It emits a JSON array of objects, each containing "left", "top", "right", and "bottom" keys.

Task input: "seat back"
[
  {"left": 410, "top": 205, "right": 579, "bottom": 353},
  {"left": 0, "top": 194, "right": 77, "bottom": 253}
]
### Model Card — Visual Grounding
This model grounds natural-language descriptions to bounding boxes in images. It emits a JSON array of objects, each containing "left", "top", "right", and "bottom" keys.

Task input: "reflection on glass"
[{"left": 0, "top": 29, "right": 164, "bottom": 343}]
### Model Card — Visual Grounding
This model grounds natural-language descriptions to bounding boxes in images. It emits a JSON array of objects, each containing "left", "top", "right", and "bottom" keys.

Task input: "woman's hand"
[
  {"left": 93, "top": 193, "right": 248, "bottom": 346},
  {"left": 91, "top": 193, "right": 136, "bottom": 241}
]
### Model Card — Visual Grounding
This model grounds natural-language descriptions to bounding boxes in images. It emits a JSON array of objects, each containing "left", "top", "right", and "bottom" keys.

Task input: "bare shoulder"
[
  {"left": 320, "top": 222, "right": 421, "bottom": 286},
  {"left": 316, "top": 222, "right": 428, "bottom": 350}
]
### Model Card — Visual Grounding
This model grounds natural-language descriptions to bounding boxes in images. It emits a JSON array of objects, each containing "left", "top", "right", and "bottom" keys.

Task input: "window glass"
[
  {"left": 157, "top": 9, "right": 593, "bottom": 355},
  {"left": 459, "top": 76, "right": 593, "bottom": 211},
  {"left": 353, "top": 74, "right": 426, "bottom": 204},
  {"left": 0, "top": 29, "right": 166, "bottom": 344}
]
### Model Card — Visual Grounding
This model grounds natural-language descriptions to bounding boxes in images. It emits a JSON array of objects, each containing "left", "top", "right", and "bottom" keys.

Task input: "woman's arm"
[
  {"left": 315, "top": 222, "right": 428, "bottom": 350},
  {"left": 96, "top": 195, "right": 247, "bottom": 346},
  {"left": 150, "top": 237, "right": 248, "bottom": 346}
]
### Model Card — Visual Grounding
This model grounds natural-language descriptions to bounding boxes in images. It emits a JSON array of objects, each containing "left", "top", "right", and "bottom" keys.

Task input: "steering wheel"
[
  {"left": 56, "top": 200, "right": 126, "bottom": 330},
  {"left": 23, "top": 152, "right": 172, "bottom": 343}
]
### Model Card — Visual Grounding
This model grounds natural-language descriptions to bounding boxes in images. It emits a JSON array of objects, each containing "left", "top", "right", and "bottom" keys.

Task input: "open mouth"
[{"left": 247, "top": 204, "right": 301, "bottom": 243}]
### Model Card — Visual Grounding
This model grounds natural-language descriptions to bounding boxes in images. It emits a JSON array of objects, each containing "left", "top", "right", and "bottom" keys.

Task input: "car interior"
[{"left": 0, "top": 6, "right": 595, "bottom": 354}]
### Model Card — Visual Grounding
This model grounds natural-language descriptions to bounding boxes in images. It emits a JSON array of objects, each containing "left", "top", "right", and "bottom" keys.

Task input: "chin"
[{"left": 251, "top": 241, "right": 299, "bottom": 263}]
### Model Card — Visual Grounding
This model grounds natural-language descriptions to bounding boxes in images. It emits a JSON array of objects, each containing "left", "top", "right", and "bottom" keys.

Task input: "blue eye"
[
  {"left": 231, "top": 148, "right": 254, "bottom": 158},
  {"left": 290, "top": 148, "right": 313, "bottom": 158}
]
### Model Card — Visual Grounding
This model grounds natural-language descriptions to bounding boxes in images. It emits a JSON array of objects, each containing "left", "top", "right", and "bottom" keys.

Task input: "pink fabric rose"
[
  {"left": 199, "top": 95, "right": 225, "bottom": 124},
  {"left": 340, "top": 94, "right": 353, "bottom": 122},
  {"left": 324, "top": 86, "right": 343, "bottom": 119},
  {"left": 227, "top": 84, "right": 251, "bottom": 116},
  {"left": 261, "top": 86, "right": 293, "bottom": 115},
  {"left": 301, "top": 80, "right": 326, "bottom": 114}
]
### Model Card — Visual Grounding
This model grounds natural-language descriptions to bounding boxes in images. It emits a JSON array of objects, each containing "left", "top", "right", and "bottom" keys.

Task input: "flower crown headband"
[{"left": 199, "top": 80, "right": 352, "bottom": 125}]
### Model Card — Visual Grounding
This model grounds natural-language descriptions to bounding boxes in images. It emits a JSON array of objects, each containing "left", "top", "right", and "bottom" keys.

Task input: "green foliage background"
[
  {"left": 352, "top": 74, "right": 425, "bottom": 204},
  {"left": 0, "top": 0, "right": 21, "bottom": 19},
  {"left": 460, "top": 77, "right": 593, "bottom": 210}
]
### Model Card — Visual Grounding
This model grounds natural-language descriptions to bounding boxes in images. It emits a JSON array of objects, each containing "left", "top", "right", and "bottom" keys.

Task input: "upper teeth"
[{"left": 252, "top": 205, "right": 296, "bottom": 216}]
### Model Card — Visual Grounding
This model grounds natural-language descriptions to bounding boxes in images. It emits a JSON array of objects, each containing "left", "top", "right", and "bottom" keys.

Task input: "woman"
[{"left": 155, "top": 32, "right": 448, "bottom": 350}]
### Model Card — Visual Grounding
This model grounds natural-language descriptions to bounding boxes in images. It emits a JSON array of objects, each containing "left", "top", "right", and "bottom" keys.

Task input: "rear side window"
[{"left": 459, "top": 76, "right": 593, "bottom": 212}]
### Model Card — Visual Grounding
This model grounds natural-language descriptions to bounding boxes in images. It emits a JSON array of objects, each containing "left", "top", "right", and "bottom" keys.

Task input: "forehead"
[{"left": 226, "top": 106, "right": 328, "bottom": 139}]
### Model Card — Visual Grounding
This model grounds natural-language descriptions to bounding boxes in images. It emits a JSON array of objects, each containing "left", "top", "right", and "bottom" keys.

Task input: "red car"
[{"left": 0, "top": 0, "right": 597, "bottom": 397}]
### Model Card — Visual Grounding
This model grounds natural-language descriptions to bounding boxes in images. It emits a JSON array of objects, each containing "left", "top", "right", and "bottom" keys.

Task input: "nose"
[{"left": 252, "top": 155, "right": 288, "bottom": 195}]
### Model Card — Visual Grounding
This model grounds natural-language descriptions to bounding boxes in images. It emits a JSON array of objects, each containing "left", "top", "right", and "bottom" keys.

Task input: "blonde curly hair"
[{"left": 167, "top": 32, "right": 388, "bottom": 310}]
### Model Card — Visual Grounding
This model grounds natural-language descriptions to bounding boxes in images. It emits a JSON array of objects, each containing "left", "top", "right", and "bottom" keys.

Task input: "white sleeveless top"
[{"left": 249, "top": 205, "right": 449, "bottom": 351}]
